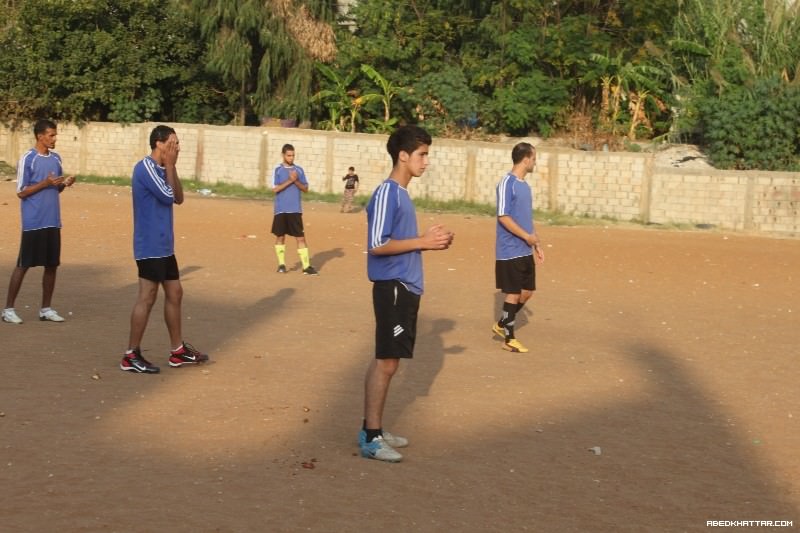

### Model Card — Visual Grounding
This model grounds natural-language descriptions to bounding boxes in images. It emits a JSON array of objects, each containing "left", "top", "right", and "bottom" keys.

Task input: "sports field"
[{"left": 1, "top": 181, "right": 798, "bottom": 532}]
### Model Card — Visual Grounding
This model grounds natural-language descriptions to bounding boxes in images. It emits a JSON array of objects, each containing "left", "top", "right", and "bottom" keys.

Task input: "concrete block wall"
[
  {"left": 751, "top": 174, "right": 800, "bottom": 235},
  {"left": 550, "top": 150, "right": 646, "bottom": 221},
  {"left": 650, "top": 169, "right": 751, "bottom": 229},
  {"left": 1, "top": 121, "right": 798, "bottom": 237}
]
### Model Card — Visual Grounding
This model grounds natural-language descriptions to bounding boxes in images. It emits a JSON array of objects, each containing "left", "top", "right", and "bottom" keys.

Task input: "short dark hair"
[
  {"left": 282, "top": 144, "right": 295, "bottom": 154},
  {"left": 34, "top": 119, "right": 57, "bottom": 137},
  {"left": 149, "top": 125, "right": 176, "bottom": 149},
  {"left": 511, "top": 142, "right": 535, "bottom": 165},
  {"left": 386, "top": 125, "right": 432, "bottom": 166},
  {"left": 348, "top": 166, "right": 355, "bottom": 171}
]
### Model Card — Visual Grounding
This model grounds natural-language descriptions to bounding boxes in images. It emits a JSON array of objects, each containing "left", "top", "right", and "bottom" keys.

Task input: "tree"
[
  {"left": 192, "top": 0, "right": 336, "bottom": 125},
  {"left": 0, "top": 0, "right": 202, "bottom": 124}
]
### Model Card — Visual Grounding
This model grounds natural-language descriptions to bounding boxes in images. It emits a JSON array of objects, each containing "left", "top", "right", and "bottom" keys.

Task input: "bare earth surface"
[{"left": 1, "top": 181, "right": 798, "bottom": 533}]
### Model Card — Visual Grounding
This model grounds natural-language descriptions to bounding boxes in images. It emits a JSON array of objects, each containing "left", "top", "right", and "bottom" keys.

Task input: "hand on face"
[{"left": 161, "top": 134, "right": 180, "bottom": 167}]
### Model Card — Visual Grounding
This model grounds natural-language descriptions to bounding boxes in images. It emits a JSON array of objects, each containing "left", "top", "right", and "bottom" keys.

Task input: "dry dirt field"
[{"left": 1, "top": 181, "right": 798, "bottom": 532}]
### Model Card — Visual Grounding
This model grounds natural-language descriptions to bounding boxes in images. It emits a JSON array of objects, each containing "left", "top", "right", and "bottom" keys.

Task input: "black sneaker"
[
  {"left": 303, "top": 266, "right": 319, "bottom": 276},
  {"left": 277, "top": 264, "right": 287, "bottom": 273},
  {"left": 169, "top": 342, "right": 209, "bottom": 367},
  {"left": 120, "top": 348, "right": 160, "bottom": 374}
]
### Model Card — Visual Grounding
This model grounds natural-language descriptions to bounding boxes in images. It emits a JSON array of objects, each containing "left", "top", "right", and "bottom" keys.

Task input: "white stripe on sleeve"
[
  {"left": 370, "top": 182, "right": 391, "bottom": 249},
  {"left": 143, "top": 158, "right": 173, "bottom": 198}
]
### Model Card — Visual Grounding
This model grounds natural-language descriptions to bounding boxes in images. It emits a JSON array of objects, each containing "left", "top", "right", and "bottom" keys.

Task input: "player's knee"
[{"left": 378, "top": 358, "right": 400, "bottom": 376}]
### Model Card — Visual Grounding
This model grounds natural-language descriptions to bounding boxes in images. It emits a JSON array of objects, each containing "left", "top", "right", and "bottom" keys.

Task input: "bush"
[{"left": 699, "top": 78, "right": 800, "bottom": 171}]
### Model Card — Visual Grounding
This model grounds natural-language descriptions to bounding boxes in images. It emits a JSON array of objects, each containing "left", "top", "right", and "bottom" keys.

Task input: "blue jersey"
[
  {"left": 495, "top": 172, "right": 534, "bottom": 260},
  {"left": 16, "top": 149, "right": 63, "bottom": 231},
  {"left": 366, "top": 179, "right": 424, "bottom": 295},
  {"left": 131, "top": 156, "right": 176, "bottom": 260},
  {"left": 272, "top": 164, "right": 308, "bottom": 214}
]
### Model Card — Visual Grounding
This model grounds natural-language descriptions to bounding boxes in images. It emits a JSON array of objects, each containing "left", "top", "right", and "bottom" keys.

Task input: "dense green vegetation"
[{"left": 1, "top": 0, "right": 799, "bottom": 170}]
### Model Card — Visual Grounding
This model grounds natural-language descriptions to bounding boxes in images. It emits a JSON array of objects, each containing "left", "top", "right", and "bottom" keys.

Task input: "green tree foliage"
[
  {"left": 335, "top": 0, "right": 677, "bottom": 137},
  {"left": 192, "top": 0, "right": 336, "bottom": 125},
  {"left": 699, "top": 77, "right": 800, "bottom": 171},
  {"left": 666, "top": 0, "right": 800, "bottom": 145},
  {"left": 0, "top": 0, "right": 205, "bottom": 124}
]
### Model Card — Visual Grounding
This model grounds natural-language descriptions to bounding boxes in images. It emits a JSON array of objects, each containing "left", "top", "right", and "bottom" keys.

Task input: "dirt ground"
[{"left": 1, "top": 181, "right": 798, "bottom": 533}]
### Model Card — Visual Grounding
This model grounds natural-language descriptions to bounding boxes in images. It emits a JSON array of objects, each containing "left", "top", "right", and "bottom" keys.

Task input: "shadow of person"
[
  {"left": 178, "top": 265, "right": 203, "bottom": 280},
  {"left": 391, "top": 317, "right": 465, "bottom": 419},
  {"left": 310, "top": 247, "right": 344, "bottom": 270}
]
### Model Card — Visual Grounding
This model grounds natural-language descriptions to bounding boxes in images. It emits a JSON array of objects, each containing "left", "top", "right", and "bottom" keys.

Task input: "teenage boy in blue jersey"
[
  {"left": 3, "top": 119, "right": 75, "bottom": 325},
  {"left": 120, "top": 125, "right": 207, "bottom": 374},
  {"left": 359, "top": 125, "right": 454, "bottom": 462},
  {"left": 271, "top": 144, "right": 318, "bottom": 275},
  {"left": 492, "top": 142, "right": 545, "bottom": 353}
]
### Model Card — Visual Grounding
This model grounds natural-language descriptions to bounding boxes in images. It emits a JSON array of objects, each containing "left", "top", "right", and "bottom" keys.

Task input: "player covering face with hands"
[{"left": 120, "top": 125, "right": 208, "bottom": 374}]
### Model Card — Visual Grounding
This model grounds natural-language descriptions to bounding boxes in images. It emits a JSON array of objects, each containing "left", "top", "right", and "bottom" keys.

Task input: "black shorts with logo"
[
  {"left": 373, "top": 280, "right": 420, "bottom": 359},
  {"left": 495, "top": 255, "right": 536, "bottom": 294},
  {"left": 271, "top": 213, "right": 305, "bottom": 237},
  {"left": 17, "top": 227, "right": 61, "bottom": 268},
  {"left": 136, "top": 255, "right": 180, "bottom": 282}
]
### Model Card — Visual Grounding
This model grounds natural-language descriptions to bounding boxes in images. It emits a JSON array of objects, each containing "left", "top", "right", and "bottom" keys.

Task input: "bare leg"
[
  {"left": 41, "top": 266, "right": 57, "bottom": 308},
  {"left": 128, "top": 279, "right": 159, "bottom": 349},
  {"left": 5, "top": 266, "right": 29, "bottom": 308},
  {"left": 163, "top": 279, "right": 183, "bottom": 349},
  {"left": 364, "top": 358, "right": 400, "bottom": 429}
]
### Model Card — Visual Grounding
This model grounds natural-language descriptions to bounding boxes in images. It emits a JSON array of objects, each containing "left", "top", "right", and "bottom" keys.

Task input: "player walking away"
[
  {"left": 492, "top": 142, "right": 545, "bottom": 353},
  {"left": 120, "top": 125, "right": 208, "bottom": 374},
  {"left": 340, "top": 166, "right": 359, "bottom": 213},
  {"left": 271, "top": 144, "right": 318, "bottom": 275},
  {"left": 3, "top": 119, "right": 75, "bottom": 325},
  {"left": 359, "top": 125, "right": 454, "bottom": 462}
]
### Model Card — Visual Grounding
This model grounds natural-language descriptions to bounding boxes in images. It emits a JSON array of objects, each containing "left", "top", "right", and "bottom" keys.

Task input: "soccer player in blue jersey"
[
  {"left": 3, "top": 119, "right": 75, "bottom": 325},
  {"left": 271, "top": 144, "right": 318, "bottom": 275},
  {"left": 358, "top": 125, "right": 454, "bottom": 462},
  {"left": 120, "top": 125, "right": 207, "bottom": 374},
  {"left": 492, "top": 142, "right": 545, "bottom": 353}
]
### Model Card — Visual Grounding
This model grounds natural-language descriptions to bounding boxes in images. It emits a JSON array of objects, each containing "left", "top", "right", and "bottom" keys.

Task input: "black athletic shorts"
[
  {"left": 17, "top": 227, "right": 61, "bottom": 268},
  {"left": 271, "top": 213, "right": 304, "bottom": 237},
  {"left": 136, "top": 255, "right": 180, "bottom": 282},
  {"left": 495, "top": 255, "right": 536, "bottom": 294},
  {"left": 373, "top": 280, "right": 420, "bottom": 359}
]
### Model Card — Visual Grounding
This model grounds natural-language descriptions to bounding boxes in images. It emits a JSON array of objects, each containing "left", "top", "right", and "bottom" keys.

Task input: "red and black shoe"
[
  {"left": 120, "top": 348, "right": 160, "bottom": 374},
  {"left": 169, "top": 342, "right": 209, "bottom": 367}
]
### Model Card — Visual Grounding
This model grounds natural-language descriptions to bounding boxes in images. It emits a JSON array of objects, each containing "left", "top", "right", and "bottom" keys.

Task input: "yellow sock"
[
  {"left": 298, "top": 247, "right": 310, "bottom": 269},
  {"left": 274, "top": 244, "right": 286, "bottom": 266}
]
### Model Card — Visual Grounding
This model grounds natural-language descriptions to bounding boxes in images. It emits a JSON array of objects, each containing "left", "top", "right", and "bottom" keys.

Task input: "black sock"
[
  {"left": 365, "top": 428, "right": 382, "bottom": 442},
  {"left": 516, "top": 301, "right": 526, "bottom": 313},
  {"left": 500, "top": 301, "right": 517, "bottom": 340}
]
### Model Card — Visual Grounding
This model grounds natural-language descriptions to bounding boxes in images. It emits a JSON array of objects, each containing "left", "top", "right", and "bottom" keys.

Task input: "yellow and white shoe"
[
  {"left": 491, "top": 322, "right": 505, "bottom": 339},
  {"left": 503, "top": 338, "right": 529, "bottom": 353}
]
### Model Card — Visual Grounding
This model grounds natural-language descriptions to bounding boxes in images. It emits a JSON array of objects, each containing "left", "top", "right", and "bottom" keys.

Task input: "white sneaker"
[
  {"left": 2, "top": 308, "right": 23, "bottom": 324},
  {"left": 39, "top": 309, "right": 65, "bottom": 322},
  {"left": 382, "top": 431, "right": 409, "bottom": 448},
  {"left": 360, "top": 435, "right": 403, "bottom": 463}
]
